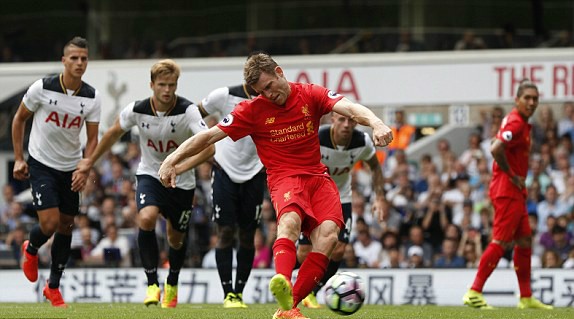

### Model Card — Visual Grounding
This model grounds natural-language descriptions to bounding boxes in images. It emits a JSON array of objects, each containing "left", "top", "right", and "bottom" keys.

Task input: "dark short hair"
[
  {"left": 63, "top": 36, "right": 88, "bottom": 54},
  {"left": 552, "top": 225, "right": 566, "bottom": 234},
  {"left": 516, "top": 78, "right": 538, "bottom": 98}
]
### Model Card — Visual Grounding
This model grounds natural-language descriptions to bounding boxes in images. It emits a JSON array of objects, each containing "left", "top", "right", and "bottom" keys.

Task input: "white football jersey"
[
  {"left": 199, "top": 84, "right": 263, "bottom": 183},
  {"left": 119, "top": 96, "right": 208, "bottom": 190},
  {"left": 24, "top": 74, "right": 101, "bottom": 171},
  {"left": 319, "top": 125, "right": 376, "bottom": 203}
]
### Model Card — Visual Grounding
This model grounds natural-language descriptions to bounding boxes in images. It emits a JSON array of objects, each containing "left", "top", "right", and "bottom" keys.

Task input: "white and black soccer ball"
[{"left": 323, "top": 271, "right": 366, "bottom": 315}]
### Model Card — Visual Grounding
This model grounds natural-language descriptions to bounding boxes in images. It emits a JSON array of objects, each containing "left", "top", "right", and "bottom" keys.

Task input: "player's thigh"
[
  {"left": 238, "top": 172, "right": 266, "bottom": 230},
  {"left": 136, "top": 175, "right": 193, "bottom": 233},
  {"left": 28, "top": 156, "right": 79, "bottom": 215},
  {"left": 492, "top": 197, "right": 530, "bottom": 242},
  {"left": 211, "top": 166, "right": 240, "bottom": 226},
  {"left": 308, "top": 176, "right": 344, "bottom": 232}
]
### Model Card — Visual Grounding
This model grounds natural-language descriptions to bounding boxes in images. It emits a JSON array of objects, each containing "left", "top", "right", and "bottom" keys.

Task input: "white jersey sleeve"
[
  {"left": 85, "top": 91, "right": 102, "bottom": 123},
  {"left": 200, "top": 87, "right": 230, "bottom": 115},
  {"left": 22, "top": 79, "right": 43, "bottom": 112},
  {"left": 119, "top": 102, "right": 137, "bottom": 131},
  {"left": 186, "top": 104, "right": 209, "bottom": 134}
]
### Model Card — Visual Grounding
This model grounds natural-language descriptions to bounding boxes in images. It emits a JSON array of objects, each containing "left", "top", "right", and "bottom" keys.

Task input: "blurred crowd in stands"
[
  {"left": 1, "top": 26, "right": 573, "bottom": 63},
  {"left": 1, "top": 101, "right": 573, "bottom": 271}
]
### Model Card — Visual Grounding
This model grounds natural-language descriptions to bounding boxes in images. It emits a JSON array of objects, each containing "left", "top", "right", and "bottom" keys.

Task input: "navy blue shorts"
[
  {"left": 135, "top": 175, "right": 194, "bottom": 233},
  {"left": 298, "top": 202, "right": 352, "bottom": 245},
  {"left": 211, "top": 164, "right": 265, "bottom": 231},
  {"left": 28, "top": 156, "right": 79, "bottom": 215}
]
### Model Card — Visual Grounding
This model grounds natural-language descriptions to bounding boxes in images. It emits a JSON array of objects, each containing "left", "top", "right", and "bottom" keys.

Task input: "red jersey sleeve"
[
  {"left": 496, "top": 111, "right": 524, "bottom": 147},
  {"left": 217, "top": 100, "right": 253, "bottom": 141},
  {"left": 307, "top": 84, "right": 344, "bottom": 115}
]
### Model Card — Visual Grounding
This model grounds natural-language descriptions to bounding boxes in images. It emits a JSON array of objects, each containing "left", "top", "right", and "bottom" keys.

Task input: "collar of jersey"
[
  {"left": 59, "top": 73, "right": 82, "bottom": 96},
  {"left": 150, "top": 96, "right": 178, "bottom": 116}
]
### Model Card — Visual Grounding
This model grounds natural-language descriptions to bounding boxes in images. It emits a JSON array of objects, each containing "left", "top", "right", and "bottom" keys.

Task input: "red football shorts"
[
  {"left": 269, "top": 174, "right": 344, "bottom": 237},
  {"left": 491, "top": 197, "right": 532, "bottom": 242}
]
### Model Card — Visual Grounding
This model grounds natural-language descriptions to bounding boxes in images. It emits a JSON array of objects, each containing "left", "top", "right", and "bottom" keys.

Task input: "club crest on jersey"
[
  {"left": 502, "top": 131, "right": 513, "bottom": 141},
  {"left": 327, "top": 90, "right": 341, "bottom": 99},
  {"left": 220, "top": 114, "right": 234, "bottom": 127},
  {"left": 302, "top": 105, "right": 311, "bottom": 118}
]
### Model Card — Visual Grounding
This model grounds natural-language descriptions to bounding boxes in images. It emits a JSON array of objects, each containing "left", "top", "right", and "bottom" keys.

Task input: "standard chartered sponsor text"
[{"left": 269, "top": 122, "right": 308, "bottom": 143}]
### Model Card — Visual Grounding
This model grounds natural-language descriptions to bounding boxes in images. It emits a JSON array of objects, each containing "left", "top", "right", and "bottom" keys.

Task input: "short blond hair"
[
  {"left": 151, "top": 59, "right": 180, "bottom": 82},
  {"left": 243, "top": 52, "right": 278, "bottom": 86}
]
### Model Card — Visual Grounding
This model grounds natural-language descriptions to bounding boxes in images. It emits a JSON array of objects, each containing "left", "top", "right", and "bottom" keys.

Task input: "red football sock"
[
  {"left": 272, "top": 238, "right": 297, "bottom": 280},
  {"left": 293, "top": 252, "right": 329, "bottom": 306},
  {"left": 471, "top": 242, "right": 505, "bottom": 292},
  {"left": 513, "top": 246, "right": 532, "bottom": 298}
]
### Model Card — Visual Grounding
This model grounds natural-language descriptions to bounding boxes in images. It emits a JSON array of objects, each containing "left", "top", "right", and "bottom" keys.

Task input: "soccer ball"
[{"left": 323, "top": 271, "right": 366, "bottom": 315}]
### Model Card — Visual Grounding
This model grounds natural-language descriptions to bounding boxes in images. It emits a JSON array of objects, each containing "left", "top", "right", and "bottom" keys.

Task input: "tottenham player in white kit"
[
  {"left": 76, "top": 59, "right": 214, "bottom": 308},
  {"left": 198, "top": 83, "right": 265, "bottom": 308},
  {"left": 12, "top": 37, "right": 101, "bottom": 308},
  {"left": 297, "top": 112, "right": 386, "bottom": 308}
]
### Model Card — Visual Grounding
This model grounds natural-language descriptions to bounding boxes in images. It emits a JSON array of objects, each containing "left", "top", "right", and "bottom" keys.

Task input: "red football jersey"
[
  {"left": 217, "top": 82, "right": 344, "bottom": 188},
  {"left": 489, "top": 108, "right": 531, "bottom": 199}
]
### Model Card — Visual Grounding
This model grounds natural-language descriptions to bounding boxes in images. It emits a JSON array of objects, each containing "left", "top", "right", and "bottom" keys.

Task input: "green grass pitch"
[{"left": 0, "top": 303, "right": 572, "bottom": 319}]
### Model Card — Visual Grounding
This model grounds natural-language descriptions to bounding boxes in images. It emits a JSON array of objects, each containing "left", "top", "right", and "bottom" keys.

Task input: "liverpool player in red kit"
[
  {"left": 159, "top": 52, "right": 393, "bottom": 319},
  {"left": 463, "top": 80, "right": 552, "bottom": 310}
]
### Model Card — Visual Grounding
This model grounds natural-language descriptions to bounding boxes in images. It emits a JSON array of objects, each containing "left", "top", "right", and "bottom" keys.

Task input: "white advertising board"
[
  {"left": 1, "top": 268, "right": 572, "bottom": 307},
  {"left": 1, "top": 49, "right": 572, "bottom": 131}
]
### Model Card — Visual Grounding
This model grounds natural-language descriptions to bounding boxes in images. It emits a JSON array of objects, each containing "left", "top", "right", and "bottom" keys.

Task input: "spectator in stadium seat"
[
  {"left": 76, "top": 59, "right": 214, "bottom": 308},
  {"left": 536, "top": 185, "right": 570, "bottom": 233},
  {"left": 432, "top": 138, "right": 456, "bottom": 175},
  {"left": 353, "top": 229, "right": 383, "bottom": 268},
  {"left": 434, "top": 237, "right": 465, "bottom": 268},
  {"left": 253, "top": 228, "right": 271, "bottom": 269},
  {"left": 458, "top": 132, "right": 485, "bottom": 179},
  {"left": 463, "top": 80, "right": 552, "bottom": 310},
  {"left": 557, "top": 101, "right": 574, "bottom": 138},
  {"left": 158, "top": 52, "right": 393, "bottom": 319},
  {"left": 405, "top": 245, "right": 425, "bottom": 268},
  {"left": 459, "top": 233, "right": 482, "bottom": 268},
  {"left": 197, "top": 83, "right": 264, "bottom": 308},
  {"left": 454, "top": 30, "right": 487, "bottom": 50},
  {"left": 403, "top": 225, "right": 433, "bottom": 267},
  {"left": 562, "top": 247, "right": 574, "bottom": 268},
  {"left": 13, "top": 36, "right": 100, "bottom": 308},
  {"left": 421, "top": 195, "right": 449, "bottom": 253},
  {"left": 0, "top": 184, "right": 16, "bottom": 225},
  {"left": 4, "top": 225, "right": 26, "bottom": 265},
  {"left": 88, "top": 223, "right": 131, "bottom": 267},
  {"left": 387, "top": 109, "right": 415, "bottom": 155},
  {"left": 541, "top": 249, "right": 562, "bottom": 268}
]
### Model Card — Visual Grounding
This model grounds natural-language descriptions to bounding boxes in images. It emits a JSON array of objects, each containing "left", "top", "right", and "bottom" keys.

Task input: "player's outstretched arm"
[
  {"left": 366, "top": 154, "right": 387, "bottom": 222},
  {"left": 76, "top": 118, "right": 126, "bottom": 176},
  {"left": 72, "top": 122, "right": 100, "bottom": 192},
  {"left": 174, "top": 144, "right": 215, "bottom": 175},
  {"left": 159, "top": 125, "right": 227, "bottom": 188},
  {"left": 332, "top": 98, "right": 393, "bottom": 147}
]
